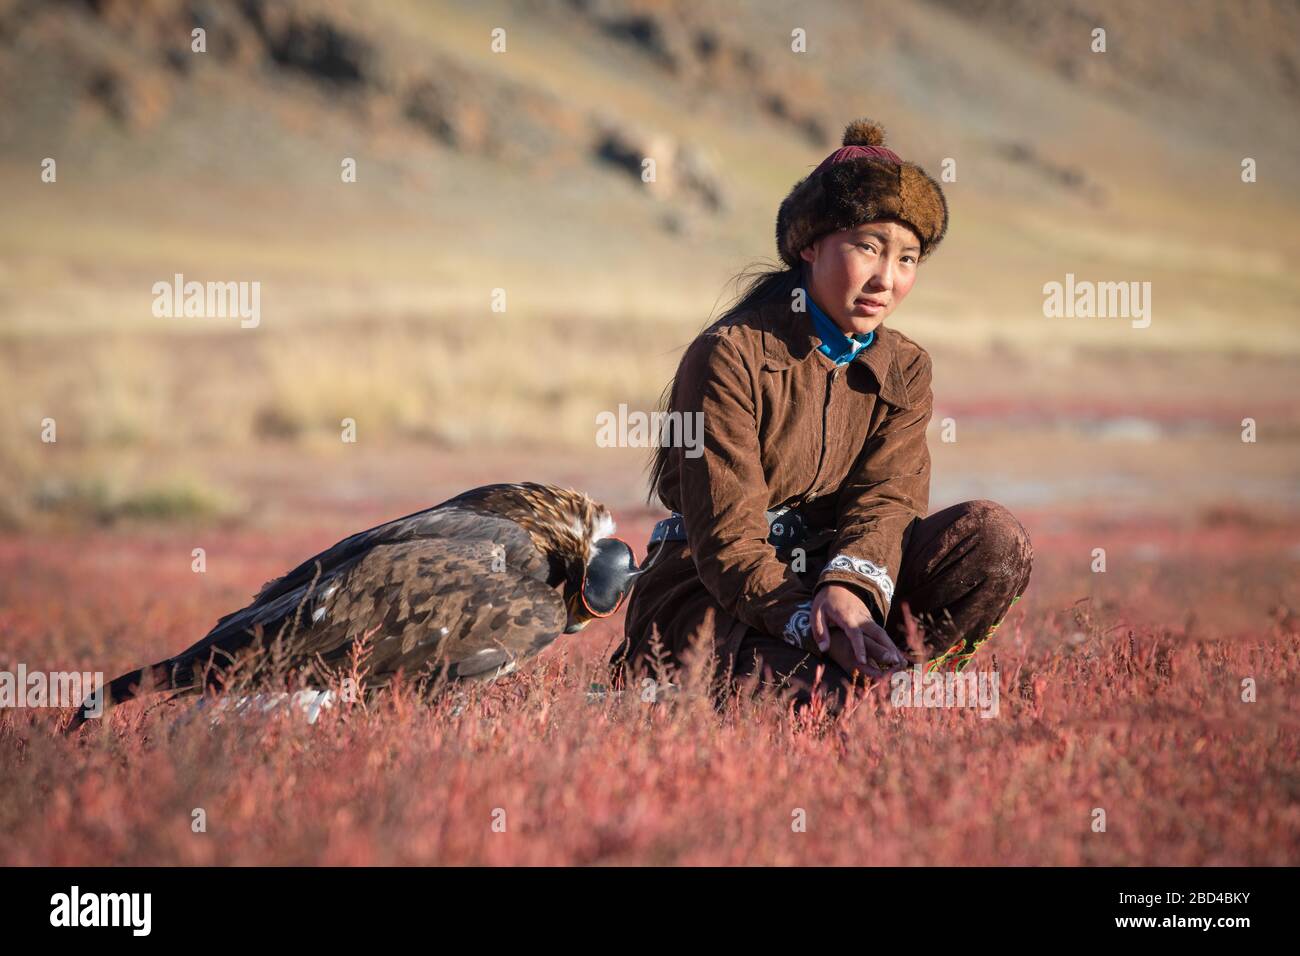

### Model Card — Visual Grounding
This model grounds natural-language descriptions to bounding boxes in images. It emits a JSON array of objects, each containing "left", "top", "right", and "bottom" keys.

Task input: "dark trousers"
[{"left": 721, "top": 499, "right": 1033, "bottom": 714}]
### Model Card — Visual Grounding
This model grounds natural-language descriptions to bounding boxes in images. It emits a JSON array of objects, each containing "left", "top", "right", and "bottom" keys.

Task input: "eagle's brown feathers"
[{"left": 68, "top": 482, "right": 631, "bottom": 730}]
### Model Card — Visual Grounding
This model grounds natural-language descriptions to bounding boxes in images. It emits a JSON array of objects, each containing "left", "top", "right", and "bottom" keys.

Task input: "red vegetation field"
[{"left": 1, "top": 508, "right": 1297, "bottom": 865}]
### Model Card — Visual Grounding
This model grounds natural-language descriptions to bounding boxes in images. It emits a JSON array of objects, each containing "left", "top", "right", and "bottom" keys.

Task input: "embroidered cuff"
[
  {"left": 822, "top": 553, "right": 895, "bottom": 614},
  {"left": 782, "top": 599, "right": 816, "bottom": 653}
]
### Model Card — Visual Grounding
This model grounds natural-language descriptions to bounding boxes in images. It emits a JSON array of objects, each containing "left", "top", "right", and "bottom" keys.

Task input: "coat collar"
[{"left": 755, "top": 298, "right": 915, "bottom": 409}]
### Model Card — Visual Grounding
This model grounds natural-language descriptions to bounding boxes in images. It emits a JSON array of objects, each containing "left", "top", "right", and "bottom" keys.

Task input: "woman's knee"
[{"left": 955, "top": 499, "right": 1033, "bottom": 591}]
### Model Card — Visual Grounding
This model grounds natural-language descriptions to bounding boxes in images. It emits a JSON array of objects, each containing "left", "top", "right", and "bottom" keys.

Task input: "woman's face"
[{"left": 800, "top": 219, "right": 921, "bottom": 336}]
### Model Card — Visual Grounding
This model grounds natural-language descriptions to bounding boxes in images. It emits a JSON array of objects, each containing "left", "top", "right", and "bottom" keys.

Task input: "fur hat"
[{"left": 776, "top": 118, "right": 949, "bottom": 266}]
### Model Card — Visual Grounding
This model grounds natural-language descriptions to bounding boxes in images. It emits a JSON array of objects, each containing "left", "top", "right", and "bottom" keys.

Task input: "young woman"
[{"left": 609, "top": 118, "right": 1033, "bottom": 712}]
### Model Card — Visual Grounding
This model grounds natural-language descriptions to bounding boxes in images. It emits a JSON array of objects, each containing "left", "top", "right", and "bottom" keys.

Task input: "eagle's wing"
[
  {"left": 311, "top": 537, "right": 569, "bottom": 681},
  {"left": 162, "top": 527, "right": 564, "bottom": 689},
  {"left": 206, "top": 508, "right": 548, "bottom": 634}
]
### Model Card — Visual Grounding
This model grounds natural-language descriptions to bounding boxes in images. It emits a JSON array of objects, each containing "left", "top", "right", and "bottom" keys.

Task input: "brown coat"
[{"left": 616, "top": 295, "right": 934, "bottom": 676}]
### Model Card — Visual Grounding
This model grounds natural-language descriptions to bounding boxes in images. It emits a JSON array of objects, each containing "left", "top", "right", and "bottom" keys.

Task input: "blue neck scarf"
[{"left": 804, "top": 286, "right": 875, "bottom": 365}]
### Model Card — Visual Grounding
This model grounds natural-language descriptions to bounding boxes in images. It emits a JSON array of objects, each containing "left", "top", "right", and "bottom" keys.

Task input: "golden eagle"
[{"left": 68, "top": 482, "right": 641, "bottom": 729}]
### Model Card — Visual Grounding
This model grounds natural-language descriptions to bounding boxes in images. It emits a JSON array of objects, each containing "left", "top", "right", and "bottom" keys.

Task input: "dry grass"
[
  {"left": 0, "top": 311, "right": 698, "bottom": 528},
  {"left": 1, "top": 510, "right": 1296, "bottom": 865}
]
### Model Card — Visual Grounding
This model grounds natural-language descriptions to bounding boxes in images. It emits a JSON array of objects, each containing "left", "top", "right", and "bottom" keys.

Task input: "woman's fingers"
[
  {"left": 838, "top": 617, "right": 905, "bottom": 669},
  {"left": 856, "top": 658, "right": 890, "bottom": 680},
  {"left": 842, "top": 624, "right": 871, "bottom": 670},
  {"left": 862, "top": 621, "right": 906, "bottom": 667},
  {"left": 828, "top": 630, "right": 888, "bottom": 681},
  {"left": 811, "top": 603, "right": 830, "bottom": 653},
  {"left": 826, "top": 630, "right": 866, "bottom": 678},
  {"left": 816, "top": 585, "right": 906, "bottom": 671}
]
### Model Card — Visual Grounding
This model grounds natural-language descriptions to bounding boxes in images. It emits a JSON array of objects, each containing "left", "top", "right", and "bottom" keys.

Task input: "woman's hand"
[{"left": 812, "top": 583, "right": 907, "bottom": 678}]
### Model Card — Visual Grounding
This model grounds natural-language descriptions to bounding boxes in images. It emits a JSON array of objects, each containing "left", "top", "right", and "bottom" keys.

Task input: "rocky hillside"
[{"left": 1, "top": 0, "right": 1297, "bottom": 349}]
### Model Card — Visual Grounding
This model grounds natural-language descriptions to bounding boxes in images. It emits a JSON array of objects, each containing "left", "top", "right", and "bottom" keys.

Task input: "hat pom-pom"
[{"left": 842, "top": 119, "right": 886, "bottom": 147}]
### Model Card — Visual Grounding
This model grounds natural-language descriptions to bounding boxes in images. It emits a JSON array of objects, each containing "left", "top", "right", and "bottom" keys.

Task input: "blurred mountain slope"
[{"left": 0, "top": 0, "right": 1296, "bottom": 352}]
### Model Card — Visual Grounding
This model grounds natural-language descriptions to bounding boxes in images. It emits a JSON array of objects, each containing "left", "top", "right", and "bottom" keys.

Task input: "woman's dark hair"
[{"left": 644, "top": 259, "right": 804, "bottom": 506}]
